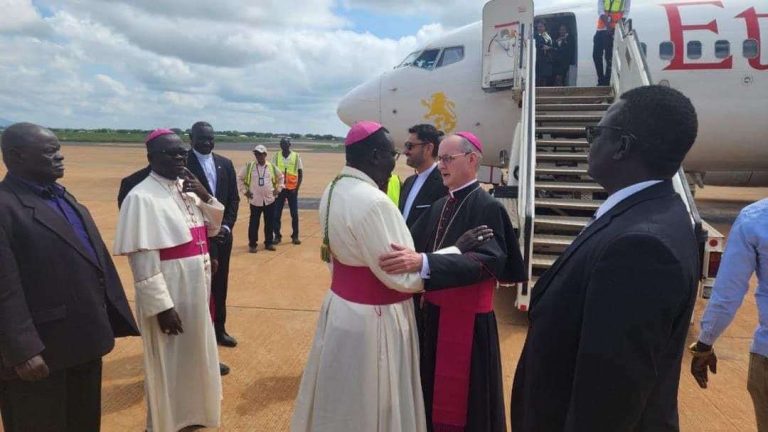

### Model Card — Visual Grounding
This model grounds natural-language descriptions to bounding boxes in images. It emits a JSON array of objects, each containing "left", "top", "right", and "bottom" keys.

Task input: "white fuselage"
[{"left": 337, "top": 0, "right": 768, "bottom": 185}]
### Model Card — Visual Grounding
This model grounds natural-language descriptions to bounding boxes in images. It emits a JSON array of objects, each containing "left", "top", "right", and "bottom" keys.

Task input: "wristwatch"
[{"left": 688, "top": 341, "right": 714, "bottom": 358}]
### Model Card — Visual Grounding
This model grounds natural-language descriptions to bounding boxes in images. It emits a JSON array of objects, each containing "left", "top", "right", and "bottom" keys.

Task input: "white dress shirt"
[
  {"left": 593, "top": 180, "right": 662, "bottom": 220},
  {"left": 403, "top": 163, "right": 437, "bottom": 221},
  {"left": 192, "top": 149, "right": 217, "bottom": 194}
]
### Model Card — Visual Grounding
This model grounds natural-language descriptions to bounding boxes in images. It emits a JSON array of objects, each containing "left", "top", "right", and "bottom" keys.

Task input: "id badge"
[{"left": 258, "top": 178, "right": 265, "bottom": 187}]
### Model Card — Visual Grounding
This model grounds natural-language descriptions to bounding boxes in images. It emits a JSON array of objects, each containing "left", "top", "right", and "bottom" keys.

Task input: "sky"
[{"left": 0, "top": 0, "right": 493, "bottom": 135}]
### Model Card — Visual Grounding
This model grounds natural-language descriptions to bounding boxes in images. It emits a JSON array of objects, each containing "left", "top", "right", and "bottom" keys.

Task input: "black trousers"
[
  {"left": 593, "top": 30, "right": 614, "bottom": 85},
  {"left": 0, "top": 358, "right": 102, "bottom": 432},
  {"left": 212, "top": 233, "right": 233, "bottom": 335},
  {"left": 249, "top": 202, "right": 276, "bottom": 247},
  {"left": 274, "top": 188, "right": 299, "bottom": 239}
]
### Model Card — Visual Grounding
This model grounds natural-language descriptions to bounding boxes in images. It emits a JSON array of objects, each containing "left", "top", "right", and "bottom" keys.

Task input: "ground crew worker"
[
  {"left": 593, "top": 0, "right": 631, "bottom": 86},
  {"left": 239, "top": 144, "right": 283, "bottom": 253},
  {"left": 273, "top": 137, "right": 303, "bottom": 245},
  {"left": 387, "top": 173, "right": 401, "bottom": 206}
]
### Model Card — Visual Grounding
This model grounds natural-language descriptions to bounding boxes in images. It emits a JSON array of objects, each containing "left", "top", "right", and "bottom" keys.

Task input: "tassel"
[{"left": 321, "top": 243, "right": 331, "bottom": 263}]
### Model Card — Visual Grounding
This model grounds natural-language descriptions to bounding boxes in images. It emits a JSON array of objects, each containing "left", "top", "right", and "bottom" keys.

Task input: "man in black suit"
[
  {"left": 511, "top": 86, "right": 701, "bottom": 432},
  {"left": 117, "top": 165, "right": 150, "bottom": 208},
  {"left": 0, "top": 123, "right": 139, "bottom": 432},
  {"left": 186, "top": 121, "right": 240, "bottom": 349},
  {"left": 399, "top": 124, "right": 448, "bottom": 228}
]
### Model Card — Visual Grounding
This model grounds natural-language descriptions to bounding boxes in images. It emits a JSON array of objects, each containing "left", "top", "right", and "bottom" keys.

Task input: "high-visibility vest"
[
  {"left": 244, "top": 160, "right": 278, "bottom": 189},
  {"left": 387, "top": 174, "right": 401, "bottom": 206},
  {"left": 597, "top": 0, "right": 626, "bottom": 30},
  {"left": 275, "top": 152, "right": 300, "bottom": 190}
]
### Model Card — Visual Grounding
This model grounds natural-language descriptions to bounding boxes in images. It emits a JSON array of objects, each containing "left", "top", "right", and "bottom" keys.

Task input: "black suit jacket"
[
  {"left": 0, "top": 175, "right": 139, "bottom": 374},
  {"left": 511, "top": 180, "right": 699, "bottom": 432},
  {"left": 399, "top": 166, "right": 448, "bottom": 227},
  {"left": 186, "top": 151, "right": 239, "bottom": 231}
]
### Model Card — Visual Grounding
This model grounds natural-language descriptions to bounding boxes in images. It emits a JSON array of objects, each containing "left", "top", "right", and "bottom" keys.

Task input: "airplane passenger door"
[{"left": 481, "top": 0, "right": 534, "bottom": 91}]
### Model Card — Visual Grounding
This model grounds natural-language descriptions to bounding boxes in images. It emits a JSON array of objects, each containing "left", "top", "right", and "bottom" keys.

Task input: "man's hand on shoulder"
[
  {"left": 379, "top": 244, "right": 423, "bottom": 274},
  {"left": 15, "top": 354, "right": 49, "bottom": 381},
  {"left": 157, "top": 308, "right": 184, "bottom": 335}
]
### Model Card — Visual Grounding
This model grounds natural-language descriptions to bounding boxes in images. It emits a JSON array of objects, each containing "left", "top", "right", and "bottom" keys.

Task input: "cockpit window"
[
  {"left": 437, "top": 46, "right": 464, "bottom": 67},
  {"left": 397, "top": 51, "right": 421, "bottom": 68},
  {"left": 413, "top": 49, "right": 440, "bottom": 69}
]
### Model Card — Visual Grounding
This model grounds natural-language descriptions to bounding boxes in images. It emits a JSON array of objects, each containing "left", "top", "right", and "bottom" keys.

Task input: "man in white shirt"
[
  {"left": 399, "top": 124, "right": 448, "bottom": 228},
  {"left": 237, "top": 145, "right": 284, "bottom": 253}
]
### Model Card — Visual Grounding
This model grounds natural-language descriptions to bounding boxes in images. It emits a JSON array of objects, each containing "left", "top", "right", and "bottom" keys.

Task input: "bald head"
[{"left": 1, "top": 122, "right": 64, "bottom": 183}]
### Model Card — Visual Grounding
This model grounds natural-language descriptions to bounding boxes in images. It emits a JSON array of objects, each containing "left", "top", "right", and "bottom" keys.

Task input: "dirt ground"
[{"left": 1, "top": 144, "right": 765, "bottom": 431}]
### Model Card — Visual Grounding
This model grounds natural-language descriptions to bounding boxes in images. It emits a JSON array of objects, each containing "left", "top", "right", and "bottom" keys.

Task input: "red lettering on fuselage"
[
  {"left": 736, "top": 7, "right": 768, "bottom": 70},
  {"left": 662, "top": 1, "right": 733, "bottom": 70}
]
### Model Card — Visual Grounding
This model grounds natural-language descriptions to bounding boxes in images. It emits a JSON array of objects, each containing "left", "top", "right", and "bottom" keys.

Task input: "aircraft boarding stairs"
[{"left": 530, "top": 86, "right": 613, "bottom": 278}]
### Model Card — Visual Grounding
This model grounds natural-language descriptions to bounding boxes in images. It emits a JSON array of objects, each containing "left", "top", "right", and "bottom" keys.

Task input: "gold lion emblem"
[{"left": 421, "top": 92, "right": 457, "bottom": 133}]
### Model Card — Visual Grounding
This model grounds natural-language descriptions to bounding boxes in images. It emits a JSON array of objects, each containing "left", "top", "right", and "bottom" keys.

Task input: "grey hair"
[{"left": 457, "top": 136, "right": 483, "bottom": 161}]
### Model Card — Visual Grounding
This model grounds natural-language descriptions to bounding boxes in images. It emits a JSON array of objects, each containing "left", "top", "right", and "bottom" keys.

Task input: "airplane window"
[
  {"left": 437, "top": 46, "right": 465, "bottom": 67},
  {"left": 640, "top": 43, "right": 647, "bottom": 57},
  {"left": 715, "top": 40, "right": 730, "bottom": 59},
  {"left": 413, "top": 49, "right": 440, "bottom": 70},
  {"left": 687, "top": 41, "right": 702, "bottom": 60},
  {"left": 743, "top": 39, "right": 759, "bottom": 59},
  {"left": 659, "top": 42, "right": 674, "bottom": 60},
  {"left": 397, "top": 51, "right": 421, "bottom": 68}
]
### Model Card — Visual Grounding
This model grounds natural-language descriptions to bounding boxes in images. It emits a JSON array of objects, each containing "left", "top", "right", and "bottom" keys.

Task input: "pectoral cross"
[{"left": 195, "top": 239, "right": 207, "bottom": 254}]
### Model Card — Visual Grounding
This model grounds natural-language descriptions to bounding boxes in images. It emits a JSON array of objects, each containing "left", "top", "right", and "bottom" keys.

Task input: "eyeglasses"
[
  {"left": 151, "top": 149, "right": 189, "bottom": 158},
  {"left": 404, "top": 141, "right": 426, "bottom": 151},
  {"left": 585, "top": 125, "right": 637, "bottom": 144},
  {"left": 375, "top": 148, "right": 401, "bottom": 161},
  {"left": 437, "top": 152, "right": 472, "bottom": 164}
]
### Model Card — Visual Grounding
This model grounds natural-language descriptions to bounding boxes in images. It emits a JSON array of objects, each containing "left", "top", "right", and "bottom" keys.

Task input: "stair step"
[
  {"left": 534, "top": 234, "right": 577, "bottom": 248},
  {"left": 536, "top": 215, "right": 592, "bottom": 229},
  {"left": 536, "top": 86, "right": 614, "bottom": 97},
  {"left": 536, "top": 166, "right": 589, "bottom": 175},
  {"left": 535, "top": 181, "right": 604, "bottom": 192},
  {"left": 536, "top": 198, "right": 603, "bottom": 211},
  {"left": 537, "top": 95, "right": 613, "bottom": 105},
  {"left": 532, "top": 254, "right": 557, "bottom": 268},
  {"left": 537, "top": 103, "right": 611, "bottom": 112},
  {"left": 536, "top": 114, "right": 604, "bottom": 123},
  {"left": 536, "top": 139, "right": 589, "bottom": 148},
  {"left": 537, "top": 126, "right": 587, "bottom": 136},
  {"left": 537, "top": 153, "right": 588, "bottom": 162}
]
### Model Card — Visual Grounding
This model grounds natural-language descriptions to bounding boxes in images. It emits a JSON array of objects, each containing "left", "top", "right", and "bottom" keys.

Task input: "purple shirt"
[{"left": 10, "top": 174, "right": 99, "bottom": 263}]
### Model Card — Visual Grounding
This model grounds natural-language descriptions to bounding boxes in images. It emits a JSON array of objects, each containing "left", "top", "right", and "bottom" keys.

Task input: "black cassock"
[{"left": 410, "top": 182, "right": 526, "bottom": 432}]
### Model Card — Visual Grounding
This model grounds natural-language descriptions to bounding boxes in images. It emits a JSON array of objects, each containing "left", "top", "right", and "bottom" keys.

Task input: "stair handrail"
[
  {"left": 613, "top": 19, "right": 706, "bottom": 276},
  {"left": 516, "top": 31, "right": 536, "bottom": 293}
]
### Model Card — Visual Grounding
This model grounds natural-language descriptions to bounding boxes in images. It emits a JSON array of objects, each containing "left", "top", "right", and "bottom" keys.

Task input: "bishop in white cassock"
[
  {"left": 292, "top": 122, "right": 427, "bottom": 432},
  {"left": 113, "top": 129, "right": 224, "bottom": 432}
]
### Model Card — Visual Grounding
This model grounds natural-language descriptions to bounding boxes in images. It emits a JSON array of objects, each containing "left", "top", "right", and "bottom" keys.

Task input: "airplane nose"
[{"left": 337, "top": 76, "right": 381, "bottom": 126}]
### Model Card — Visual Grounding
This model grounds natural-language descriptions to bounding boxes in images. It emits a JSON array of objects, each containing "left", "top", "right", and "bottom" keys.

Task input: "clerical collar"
[
  {"left": 449, "top": 179, "right": 479, "bottom": 199},
  {"left": 193, "top": 149, "right": 213, "bottom": 161}
]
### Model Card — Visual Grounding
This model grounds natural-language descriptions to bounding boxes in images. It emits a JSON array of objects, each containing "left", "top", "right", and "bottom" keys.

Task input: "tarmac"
[{"left": 1, "top": 144, "right": 766, "bottom": 431}]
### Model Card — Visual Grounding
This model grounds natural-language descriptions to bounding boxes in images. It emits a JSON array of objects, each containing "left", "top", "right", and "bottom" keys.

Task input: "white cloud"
[{"left": 0, "top": 0, "right": 466, "bottom": 135}]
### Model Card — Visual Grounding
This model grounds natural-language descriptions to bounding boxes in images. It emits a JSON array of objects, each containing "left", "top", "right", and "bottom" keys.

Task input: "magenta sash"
[
  {"left": 331, "top": 259, "right": 412, "bottom": 305},
  {"left": 424, "top": 279, "right": 495, "bottom": 431},
  {"left": 159, "top": 226, "right": 209, "bottom": 261}
]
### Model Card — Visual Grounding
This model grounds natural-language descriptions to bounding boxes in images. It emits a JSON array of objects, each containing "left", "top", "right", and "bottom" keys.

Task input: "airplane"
[{"left": 336, "top": 0, "right": 768, "bottom": 187}]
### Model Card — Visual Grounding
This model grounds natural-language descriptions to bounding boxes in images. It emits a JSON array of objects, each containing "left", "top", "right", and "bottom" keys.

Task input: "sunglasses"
[
  {"left": 152, "top": 149, "right": 189, "bottom": 158},
  {"left": 585, "top": 125, "right": 637, "bottom": 144},
  {"left": 404, "top": 141, "right": 426, "bottom": 151}
]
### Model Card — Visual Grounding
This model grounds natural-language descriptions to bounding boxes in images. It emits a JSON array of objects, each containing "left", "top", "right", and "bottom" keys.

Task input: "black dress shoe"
[
  {"left": 265, "top": 244, "right": 276, "bottom": 251},
  {"left": 217, "top": 332, "right": 238, "bottom": 347},
  {"left": 274, "top": 236, "right": 282, "bottom": 244},
  {"left": 219, "top": 362, "right": 230, "bottom": 376},
  {"left": 292, "top": 238, "right": 301, "bottom": 245}
]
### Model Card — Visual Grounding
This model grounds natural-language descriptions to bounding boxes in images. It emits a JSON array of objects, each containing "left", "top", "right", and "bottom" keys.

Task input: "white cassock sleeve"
[
  {"left": 189, "top": 194, "right": 224, "bottom": 237},
  {"left": 354, "top": 198, "right": 424, "bottom": 294},
  {"left": 128, "top": 250, "right": 174, "bottom": 318}
]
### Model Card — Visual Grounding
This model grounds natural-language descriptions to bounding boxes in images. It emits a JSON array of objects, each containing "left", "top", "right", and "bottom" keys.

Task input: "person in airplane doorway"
[
  {"left": 380, "top": 131, "right": 527, "bottom": 432},
  {"left": 691, "top": 200, "right": 768, "bottom": 432},
  {"left": 273, "top": 137, "right": 303, "bottom": 245},
  {"left": 0, "top": 123, "right": 139, "bottom": 432},
  {"left": 593, "top": 0, "right": 631, "bottom": 86},
  {"left": 511, "top": 85, "right": 700, "bottom": 432},
  {"left": 534, "top": 21, "right": 554, "bottom": 87},
  {"left": 553, "top": 24, "right": 576, "bottom": 87},
  {"left": 186, "top": 121, "right": 240, "bottom": 352},
  {"left": 238, "top": 144, "right": 284, "bottom": 253}
]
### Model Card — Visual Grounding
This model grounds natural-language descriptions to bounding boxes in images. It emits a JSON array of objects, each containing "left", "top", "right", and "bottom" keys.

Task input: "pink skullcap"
[
  {"left": 145, "top": 128, "right": 176, "bottom": 144},
  {"left": 455, "top": 131, "right": 483, "bottom": 153},
  {"left": 345, "top": 121, "right": 383, "bottom": 146}
]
